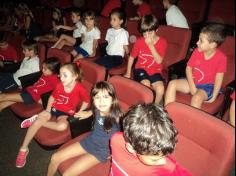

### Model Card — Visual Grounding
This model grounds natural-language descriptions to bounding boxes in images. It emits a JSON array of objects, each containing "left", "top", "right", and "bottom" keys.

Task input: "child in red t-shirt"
[
  {"left": 15, "top": 63, "right": 90, "bottom": 168},
  {"left": 124, "top": 14, "right": 167, "bottom": 104},
  {"left": 101, "top": 0, "right": 122, "bottom": 17},
  {"left": 130, "top": 0, "right": 152, "bottom": 21},
  {"left": 110, "top": 103, "right": 192, "bottom": 176},
  {"left": 230, "top": 91, "right": 235, "bottom": 127},
  {"left": 0, "top": 57, "right": 60, "bottom": 111},
  {"left": 165, "top": 24, "right": 227, "bottom": 109}
]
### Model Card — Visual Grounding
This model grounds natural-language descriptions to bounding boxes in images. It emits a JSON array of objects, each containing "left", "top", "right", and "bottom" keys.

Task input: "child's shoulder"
[{"left": 111, "top": 132, "right": 124, "bottom": 145}]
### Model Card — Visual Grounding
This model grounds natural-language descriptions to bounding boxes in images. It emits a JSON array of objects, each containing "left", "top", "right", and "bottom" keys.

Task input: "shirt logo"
[{"left": 56, "top": 95, "right": 69, "bottom": 105}]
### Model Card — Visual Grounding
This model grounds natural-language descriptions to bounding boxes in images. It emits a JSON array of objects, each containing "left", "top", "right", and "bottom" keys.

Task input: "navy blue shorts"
[
  {"left": 51, "top": 107, "right": 69, "bottom": 118},
  {"left": 20, "top": 91, "right": 35, "bottom": 104},
  {"left": 133, "top": 69, "right": 164, "bottom": 84},
  {"left": 196, "top": 84, "right": 214, "bottom": 100},
  {"left": 0, "top": 73, "right": 19, "bottom": 93},
  {"left": 95, "top": 55, "right": 123, "bottom": 70},
  {"left": 75, "top": 46, "right": 89, "bottom": 57}
]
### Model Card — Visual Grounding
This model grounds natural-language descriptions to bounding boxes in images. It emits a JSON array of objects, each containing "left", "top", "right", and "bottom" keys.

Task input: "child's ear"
[
  {"left": 125, "top": 142, "right": 136, "bottom": 154},
  {"left": 210, "top": 42, "right": 217, "bottom": 49}
]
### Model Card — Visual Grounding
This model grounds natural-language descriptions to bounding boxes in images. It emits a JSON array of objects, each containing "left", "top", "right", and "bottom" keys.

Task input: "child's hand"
[
  {"left": 145, "top": 34, "right": 154, "bottom": 46},
  {"left": 55, "top": 25, "right": 61, "bottom": 30},
  {"left": 74, "top": 111, "right": 89, "bottom": 119},
  {"left": 205, "top": 96, "right": 216, "bottom": 103}
]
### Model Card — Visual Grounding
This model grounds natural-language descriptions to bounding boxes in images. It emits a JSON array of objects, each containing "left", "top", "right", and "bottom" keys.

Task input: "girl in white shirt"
[
  {"left": 71, "top": 11, "right": 101, "bottom": 62},
  {"left": 95, "top": 8, "right": 129, "bottom": 70}
]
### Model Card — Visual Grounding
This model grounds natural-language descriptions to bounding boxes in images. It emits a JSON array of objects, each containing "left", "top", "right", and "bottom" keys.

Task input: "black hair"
[
  {"left": 201, "top": 24, "right": 226, "bottom": 46},
  {"left": 60, "top": 63, "right": 83, "bottom": 81},
  {"left": 139, "top": 14, "right": 159, "bottom": 33},
  {"left": 83, "top": 10, "right": 98, "bottom": 27},
  {"left": 162, "top": 0, "right": 178, "bottom": 5},
  {"left": 109, "top": 7, "right": 127, "bottom": 28},
  {"left": 123, "top": 103, "right": 177, "bottom": 156},
  {"left": 0, "top": 31, "right": 7, "bottom": 43},
  {"left": 43, "top": 57, "right": 61, "bottom": 74},
  {"left": 21, "top": 40, "right": 38, "bottom": 55},
  {"left": 90, "top": 81, "right": 123, "bottom": 132},
  {"left": 71, "top": 7, "right": 82, "bottom": 16}
]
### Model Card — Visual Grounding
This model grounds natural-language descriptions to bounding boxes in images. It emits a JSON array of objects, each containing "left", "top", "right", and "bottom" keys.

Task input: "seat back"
[
  {"left": 109, "top": 76, "right": 154, "bottom": 112},
  {"left": 149, "top": 0, "right": 166, "bottom": 20},
  {"left": 166, "top": 102, "right": 235, "bottom": 176},
  {"left": 79, "top": 60, "right": 106, "bottom": 93},
  {"left": 218, "top": 36, "right": 235, "bottom": 88},
  {"left": 37, "top": 42, "right": 46, "bottom": 69},
  {"left": 157, "top": 25, "right": 192, "bottom": 68},
  {"left": 98, "top": 16, "right": 110, "bottom": 44},
  {"left": 47, "top": 48, "right": 71, "bottom": 63}
]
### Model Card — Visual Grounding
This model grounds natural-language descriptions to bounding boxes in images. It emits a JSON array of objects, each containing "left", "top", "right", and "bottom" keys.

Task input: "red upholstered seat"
[
  {"left": 175, "top": 36, "right": 235, "bottom": 114},
  {"left": 47, "top": 48, "right": 71, "bottom": 63},
  {"left": 166, "top": 102, "right": 235, "bottom": 176}
]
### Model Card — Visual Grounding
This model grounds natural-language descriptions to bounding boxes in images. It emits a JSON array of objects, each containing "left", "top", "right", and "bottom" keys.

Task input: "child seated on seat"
[
  {"left": 129, "top": 0, "right": 152, "bottom": 21},
  {"left": 0, "top": 40, "right": 40, "bottom": 93},
  {"left": 110, "top": 103, "right": 192, "bottom": 175},
  {"left": 165, "top": 24, "right": 227, "bottom": 109},
  {"left": 0, "top": 57, "right": 60, "bottom": 111},
  {"left": 124, "top": 14, "right": 167, "bottom": 104}
]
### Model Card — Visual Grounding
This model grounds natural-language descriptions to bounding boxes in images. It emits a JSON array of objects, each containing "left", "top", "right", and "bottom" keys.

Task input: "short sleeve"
[
  {"left": 216, "top": 53, "right": 227, "bottom": 73},
  {"left": 79, "top": 84, "right": 90, "bottom": 103},
  {"left": 94, "top": 28, "right": 101, "bottom": 40},
  {"left": 187, "top": 48, "right": 199, "bottom": 67}
]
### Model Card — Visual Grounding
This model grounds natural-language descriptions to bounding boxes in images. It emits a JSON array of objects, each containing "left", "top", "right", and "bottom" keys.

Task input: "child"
[
  {"left": 165, "top": 24, "right": 227, "bottom": 109},
  {"left": 101, "top": 0, "right": 122, "bottom": 18},
  {"left": 162, "top": 0, "right": 189, "bottom": 29},
  {"left": 95, "top": 8, "right": 129, "bottom": 70},
  {"left": 0, "top": 40, "right": 40, "bottom": 93},
  {"left": 47, "top": 81, "right": 122, "bottom": 176},
  {"left": 129, "top": 0, "right": 152, "bottom": 21},
  {"left": 71, "top": 10, "right": 101, "bottom": 61},
  {"left": 229, "top": 91, "right": 235, "bottom": 127},
  {"left": 51, "top": 8, "right": 84, "bottom": 49},
  {"left": 15, "top": 63, "right": 90, "bottom": 168},
  {"left": 0, "top": 57, "right": 60, "bottom": 111},
  {"left": 124, "top": 14, "right": 167, "bottom": 104},
  {"left": 0, "top": 32, "right": 18, "bottom": 67},
  {"left": 35, "top": 8, "right": 66, "bottom": 42},
  {"left": 110, "top": 103, "right": 192, "bottom": 175}
]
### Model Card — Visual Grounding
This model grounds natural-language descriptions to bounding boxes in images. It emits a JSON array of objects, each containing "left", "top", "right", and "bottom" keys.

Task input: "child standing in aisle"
[
  {"left": 165, "top": 24, "right": 227, "bottom": 109},
  {"left": 15, "top": 63, "right": 89, "bottom": 168},
  {"left": 95, "top": 8, "right": 129, "bottom": 70},
  {"left": 124, "top": 14, "right": 167, "bottom": 104},
  {"left": 0, "top": 57, "right": 60, "bottom": 111},
  {"left": 71, "top": 10, "right": 101, "bottom": 61},
  {"left": 0, "top": 40, "right": 40, "bottom": 93},
  {"left": 47, "top": 81, "right": 122, "bottom": 176}
]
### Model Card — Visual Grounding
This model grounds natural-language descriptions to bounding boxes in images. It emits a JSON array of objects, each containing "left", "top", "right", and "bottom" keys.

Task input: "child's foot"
[
  {"left": 20, "top": 115, "right": 38, "bottom": 128},
  {"left": 16, "top": 149, "right": 29, "bottom": 168}
]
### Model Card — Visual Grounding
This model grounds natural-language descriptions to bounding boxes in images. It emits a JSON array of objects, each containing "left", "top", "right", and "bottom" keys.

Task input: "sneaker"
[
  {"left": 16, "top": 150, "right": 29, "bottom": 168},
  {"left": 20, "top": 114, "right": 38, "bottom": 128}
]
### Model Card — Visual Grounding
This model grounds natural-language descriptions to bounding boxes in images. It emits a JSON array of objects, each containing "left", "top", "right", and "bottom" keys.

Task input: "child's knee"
[
  {"left": 57, "top": 122, "right": 68, "bottom": 131},
  {"left": 191, "top": 93, "right": 204, "bottom": 104},
  {"left": 50, "top": 153, "right": 61, "bottom": 165}
]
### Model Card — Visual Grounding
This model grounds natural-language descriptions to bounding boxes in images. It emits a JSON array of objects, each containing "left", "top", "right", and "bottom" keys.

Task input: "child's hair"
[
  {"left": 201, "top": 24, "right": 226, "bottom": 46},
  {"left": 71, "top": 7, "right": 82, "bottom": 17},
  {"left": 21, "top": 40, "right": 38, "bottom": 55},
  {"left": 60, "top": 63, "right": 83, "bottom": 81},
  {"left": 91, "top": 81, "right": 123, "bottom": 132},
  {"left": 52, "top": 8, "right": 63, "bottom": 19},
  {"left": 123, "top": 103, "right": 177, "bottom": 156},
  {"left": 82, "top": 10, "right": 98, "bottom": 27},
  {"left": 163, "top": 0, "right": 178, "bottom": 5},
  {"left": 109, "top": 8, "right": 127, "bottom": 28},
  {"left": 139, "top": 14, "right": 159, "bottom": 33},
  {"left": 0, "top": 31, "right": 7, "bottom": 44},
  {"left": 43, "top": 57, "right": 61, "bottom": 74}
]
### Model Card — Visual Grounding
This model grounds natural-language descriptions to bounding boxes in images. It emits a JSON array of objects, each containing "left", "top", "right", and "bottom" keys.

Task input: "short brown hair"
[{"left": 139, "top": 14, "right": 159, "bottom": 33}]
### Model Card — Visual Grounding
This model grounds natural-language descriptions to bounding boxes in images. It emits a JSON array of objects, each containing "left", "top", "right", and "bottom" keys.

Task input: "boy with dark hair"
[
  {"left": 124, "top": 14, "right": 167, "bottom": 104},
  {"left": 165, "top": 24, "right": 227, "bottom": 109},
  {"left": 110, "top": 103, "right": 191, "bottom": 175}
]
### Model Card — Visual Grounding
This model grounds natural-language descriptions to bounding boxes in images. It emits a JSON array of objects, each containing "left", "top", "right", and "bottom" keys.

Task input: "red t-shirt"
[
  {"left": 187, "top": 48, "right": 227, "bottom": 84},
  {"left": 101, "top": 0, "right": 121, "bottom": 17},
  {"left": 137, "top": 2, "right": 152, "bottom": 17},
  {"left": 131, "top": 37, "right": 167, "bottom": 75},
  {"left": 231, "top": 91, "right": 235, "bottom": 100},
  {"left": 26, "top": 74, "right": 60, "bottom": 102},
  {"left": 110, "top": 132, "right": 192, "bottom": 176},
  {"left": 51, "top": 82, "right": 89, "bottom": 115},
  {"left": 0, "top": 44, "right": 18, "bottom": 62}
]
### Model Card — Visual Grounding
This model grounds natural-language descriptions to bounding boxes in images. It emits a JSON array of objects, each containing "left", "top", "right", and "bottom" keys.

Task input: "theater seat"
[{"left": 166, "top": 102, "right": 235, "bottom": 176}]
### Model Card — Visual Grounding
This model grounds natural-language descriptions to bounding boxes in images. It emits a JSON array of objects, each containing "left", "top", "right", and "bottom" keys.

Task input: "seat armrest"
[
  {"left": 19, "top": 71, "right": 42, "bottom": 89},
  {"left": 168, "top": 59, "right": 188, "bottom": 80},
  {"left": 67, "top": 116, "right": 93, "bottom": 138}
]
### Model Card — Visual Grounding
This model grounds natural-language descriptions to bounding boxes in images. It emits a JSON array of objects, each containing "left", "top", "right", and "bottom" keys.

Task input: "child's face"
[
  {"left": 71, "top": 13, "right": 80, "bottom": 23},
  {"left": 59, "top": 67, "right": 77, "bottom": 87},
  {"left": 196, "top": 33, "right": 216, "bottom": 52},
  {"left": 132, "top": 0, "right": 141, "bottom": 5},
  {"left": 52, "top": 11, "right": 59, "bottom": 20},
  {"left": 94, "top": 90, "right": 113, "bottom": 115},
  {"left": 23, "top": 48, "right": 35, "bottom": 57},
  {"left": 85, "top": 16, "right": 95, "bottom": 29},
  {"left": 42, "top": 64, "right": 53, "bottom": 76},
  {"left": 162, "top": 0, "right": 169, "bottom": 9},
  {"left": 110, "top": 14, "right": 123, "bottom": 29},
  {"left": 143, "top": 30, "right": 156, "bottom": 39}
]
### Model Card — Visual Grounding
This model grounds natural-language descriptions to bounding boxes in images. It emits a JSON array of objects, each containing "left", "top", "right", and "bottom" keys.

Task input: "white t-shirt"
[
  {"left": 80, "top": 27, "right": 101, "bottom": 55},
  {"left": 105, "top": 28, "right": 129, "bottom": 57},
  {"left": 13, "top": 56, "right": 40, "bottom": 86},
  {"left": 166, "top": 5, "right": 189, "bottom": 29},
  {"left": 73, "top": 21, "right": 85, "bottom": 38}
]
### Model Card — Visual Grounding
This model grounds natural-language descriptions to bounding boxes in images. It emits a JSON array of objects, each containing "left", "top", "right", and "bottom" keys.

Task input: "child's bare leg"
[
  {"left": 55, "top": 35, "right": 76, "bottom": 49},
  {"left": 191, "top": 89, "right": 208, "bottom": 109},
  {"left": 152, "top": 81, "right": 164, "bottom": 105},
  {"left": 73, "top": 54, "right": 85, "bottom": 62},
  {"left": 165, "top": 79, "right": 190, "bottom": 106},
  {"left": 230, "top": 100, "right": 235, "bottom": 127},
  {"left": 62, "top": 153, "right": 100, "bottom": 176},
  {"left": 140, "top": 79, "right": 151, "bottom": 87},
  {"left": 47, "top": 142, "right": 88, "bottom": 176},
  {"left": 0, "top": 101, "right": 16, "bottom": 111},
  {"left": 0, "top": 93, "right": 24, "bottom": 102},
  {"left": 42, "top": 116, "right": 69, "bottom": 131}
]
